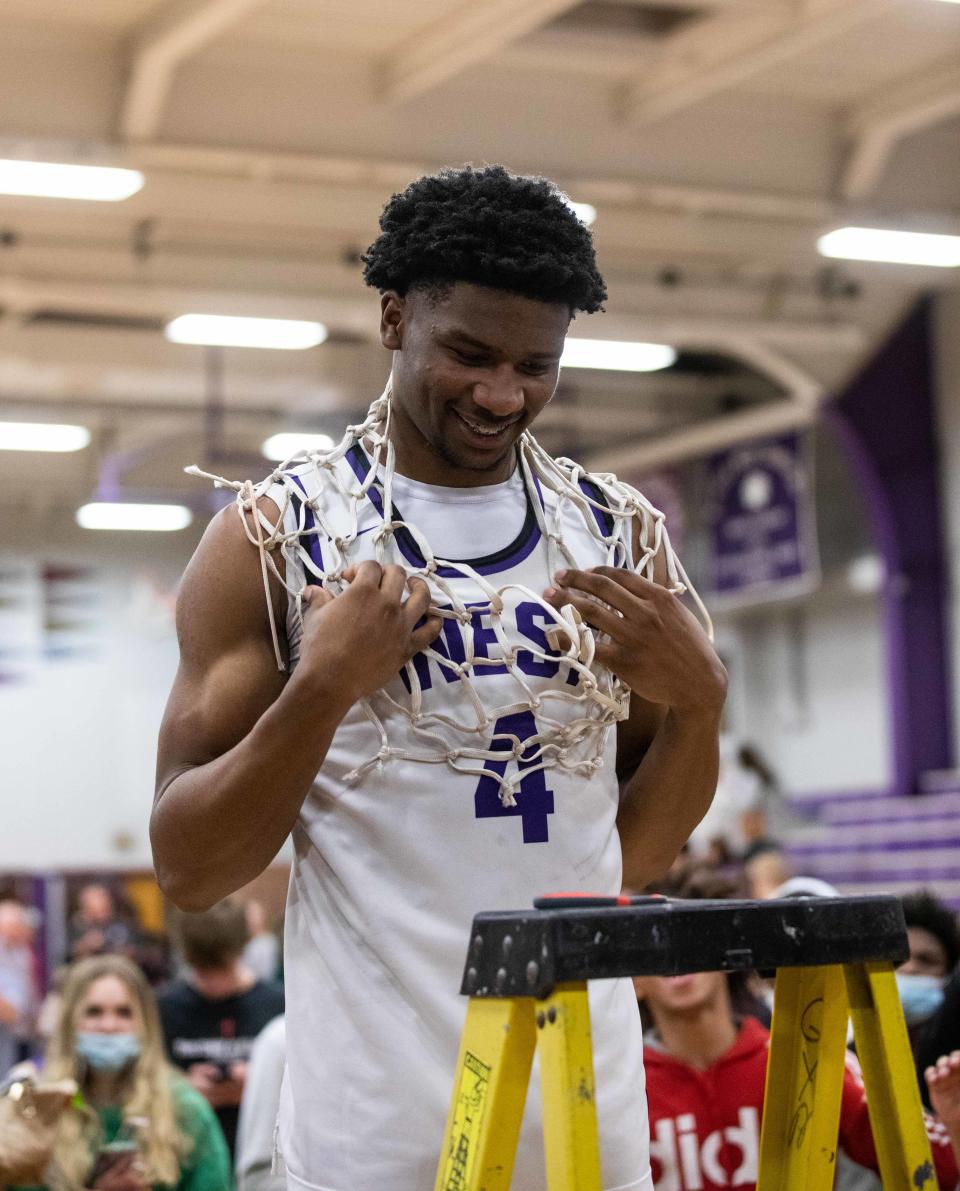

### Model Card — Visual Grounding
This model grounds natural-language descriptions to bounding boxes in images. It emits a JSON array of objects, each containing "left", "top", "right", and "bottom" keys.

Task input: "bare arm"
[
  {"left": 152, "top": 503, "right": 441, "bottom": 911},
  {"left": 548, "top": 547, "right": 725, "bottom": 889},
  {"left": 615, "top": 699, "right": 722, "bottom": 888}
]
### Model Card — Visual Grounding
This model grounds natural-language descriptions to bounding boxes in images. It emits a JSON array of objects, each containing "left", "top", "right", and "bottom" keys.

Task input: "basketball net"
[{"left": 188, "top": 381, "right": 711, "bottom": 806}]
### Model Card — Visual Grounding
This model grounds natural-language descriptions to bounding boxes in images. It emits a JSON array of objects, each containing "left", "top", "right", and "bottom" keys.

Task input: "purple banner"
[
  {"left": 707, "top": 432, "right": 819, "bottom": 604},
  {"left": 623, "top": 467, "right": 686, "bottom": 558}
]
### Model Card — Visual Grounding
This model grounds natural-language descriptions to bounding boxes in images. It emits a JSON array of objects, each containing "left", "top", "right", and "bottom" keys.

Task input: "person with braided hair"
[{"left": 152, "top": 164, "right": 726, "bottom": 1191}]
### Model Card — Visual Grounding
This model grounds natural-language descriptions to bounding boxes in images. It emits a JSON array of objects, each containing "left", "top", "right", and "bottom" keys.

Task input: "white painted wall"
[
  {"left": 0, "top": 527, "right": 196, "bottom": 871},
  {"left": 716, "top": 588, "right": 891, "bottom": 797}
]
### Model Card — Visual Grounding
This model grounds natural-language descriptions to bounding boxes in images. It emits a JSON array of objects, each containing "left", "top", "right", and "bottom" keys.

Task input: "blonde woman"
[{"left": 7, "top": 955, "right": 230, "bottom": 1191}]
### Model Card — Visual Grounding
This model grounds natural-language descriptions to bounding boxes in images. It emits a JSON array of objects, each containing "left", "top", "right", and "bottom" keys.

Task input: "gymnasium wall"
[
  {"left": 723, "top": 293, "right": 959, "bottom": 800},
  {"left": 726, "top": 594, "right": 890, "bottom": 795},
  {"left": 710, "top": 399, "right": 894, "bottom": 797},
  {"left": 0, "top": 526, "right": 196, "bottom": 871},
  {"left": 934, "top": 290, "right": 960, "bottom": 764}
]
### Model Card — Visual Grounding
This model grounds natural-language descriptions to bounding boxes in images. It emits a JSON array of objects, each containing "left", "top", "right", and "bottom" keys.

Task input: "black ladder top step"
[{"left": 460, "top": 895, "right": 908, "bottom": 999}]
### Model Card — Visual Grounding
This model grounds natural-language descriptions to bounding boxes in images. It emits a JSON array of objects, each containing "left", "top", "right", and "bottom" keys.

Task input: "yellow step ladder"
[{"left": 434, "top": 894, "right": 935, "bottom": 1191}]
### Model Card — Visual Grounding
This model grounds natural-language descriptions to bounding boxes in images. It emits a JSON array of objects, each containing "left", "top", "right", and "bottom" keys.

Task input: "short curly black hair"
[
  {"left": 361, "top": 164, "right": 606, "bottom": 314},
  {"left": 902, "top": 890, "right": 960, "bottom": 972}
]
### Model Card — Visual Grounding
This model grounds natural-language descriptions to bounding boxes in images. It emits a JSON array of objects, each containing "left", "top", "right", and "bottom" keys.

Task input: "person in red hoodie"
[{"left": 636, "top": 960, "right": 958, "bottom": 1190}]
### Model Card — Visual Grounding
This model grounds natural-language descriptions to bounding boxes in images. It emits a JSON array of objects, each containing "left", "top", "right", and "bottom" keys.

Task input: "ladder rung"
[{"left": 461, "top": 895, "right": 908, "bottom": 999}]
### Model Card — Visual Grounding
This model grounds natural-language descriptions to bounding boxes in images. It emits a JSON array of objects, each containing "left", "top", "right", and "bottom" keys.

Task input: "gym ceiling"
[{"left": 1, "top": 0, "right": 959, "bottom": 520}]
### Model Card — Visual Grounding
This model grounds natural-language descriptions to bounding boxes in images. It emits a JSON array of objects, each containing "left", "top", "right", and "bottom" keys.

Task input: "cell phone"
[{"left": 90, "top": 1139, "right": 138, "bottom": 1182}]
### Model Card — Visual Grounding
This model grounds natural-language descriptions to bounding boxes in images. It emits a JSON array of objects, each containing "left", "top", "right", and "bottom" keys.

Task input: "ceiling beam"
[
  {"left": 0, "top": 275, "right": 377, "bottom": 337},
  {"left": 0, "top": 133, "right": 838, "bottom": 226},
  {"left": 584, "top": 396, "right": 820, "bottom": 474},
  {"left": 841, "top": 56, "right": 960, "bottom": 200},
  {"left": 619, "top": 0, "right": 896, "bottom": 128},
  {"left": 0, "top": 197, "right": 840, "bottom": 278},
  {"left": 579, "top": 316, "right": 864, "bottom": 354},
  {"left": 120, "top": 0, "right": 269, "bottom": 142},
  {"left": 132, "top": 140, "right": 837, "bottom": 223},
  {"left": 378, "top": 0, "right": 582, "bottom": 104}
]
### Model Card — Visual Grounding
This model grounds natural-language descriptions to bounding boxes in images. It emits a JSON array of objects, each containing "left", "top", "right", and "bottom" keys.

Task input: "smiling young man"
[{"left": 152, "top": 165, "right": 726, "bottom": 1191}]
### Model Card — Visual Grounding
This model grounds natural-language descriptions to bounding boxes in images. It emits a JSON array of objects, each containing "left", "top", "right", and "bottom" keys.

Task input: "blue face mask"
[
  {"left": 895, "top": 972, "right": 945, "bottom": 1025},
  {"left": 75, "top": 1031, "right": 141, "bottom": 1072}
]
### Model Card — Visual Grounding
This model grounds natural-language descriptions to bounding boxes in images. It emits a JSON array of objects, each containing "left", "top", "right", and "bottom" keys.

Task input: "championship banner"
[{"left": 706, "top": 431, "right": 819, "bottom": 606}]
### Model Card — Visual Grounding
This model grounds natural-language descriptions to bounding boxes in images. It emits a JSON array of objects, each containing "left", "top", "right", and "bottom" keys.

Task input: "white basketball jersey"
[{"left": 269, "top": 442, "right": 653, "bottom": 1191}]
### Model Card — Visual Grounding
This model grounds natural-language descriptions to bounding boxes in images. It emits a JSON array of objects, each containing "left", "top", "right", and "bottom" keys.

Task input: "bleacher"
[{"left": 785, "top": 774, "right": 960, "bottom": 910}]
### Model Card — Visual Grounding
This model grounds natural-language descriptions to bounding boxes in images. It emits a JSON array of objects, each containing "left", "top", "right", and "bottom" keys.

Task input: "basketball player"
[{"left": 152, "top": 165, "right": 727, "bottom": 1191}]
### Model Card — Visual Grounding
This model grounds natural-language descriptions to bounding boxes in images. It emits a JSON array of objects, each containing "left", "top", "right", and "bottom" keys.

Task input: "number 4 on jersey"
[{"left": 473, "top": 710, "right": 555, "bottom": 843}]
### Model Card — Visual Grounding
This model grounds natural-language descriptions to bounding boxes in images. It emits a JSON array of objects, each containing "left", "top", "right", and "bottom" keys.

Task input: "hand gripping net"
[{"left": 188, "top": 383, "right": 712, "bottom": 807}]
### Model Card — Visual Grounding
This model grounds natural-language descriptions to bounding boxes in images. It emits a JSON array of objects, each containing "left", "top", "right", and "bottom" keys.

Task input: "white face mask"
[
  {"left": 75, "top": 1031, "right": 141, "bottom": 1072},
  {"left": 895, "top": 971, "right": 945, "bottom": 1025}
]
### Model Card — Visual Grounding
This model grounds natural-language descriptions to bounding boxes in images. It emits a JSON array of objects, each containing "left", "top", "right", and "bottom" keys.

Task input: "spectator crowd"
[
  {"left": 0, "top": 883, "right": 283, "bottom": 1191},
  {"left": 1, "top": 852, "right": 960, "bottom": 1190}
]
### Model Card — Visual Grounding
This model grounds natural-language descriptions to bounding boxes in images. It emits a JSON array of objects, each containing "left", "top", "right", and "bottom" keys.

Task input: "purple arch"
[{"left": 825, "top": 298, "right": 952, "bottom": 794}]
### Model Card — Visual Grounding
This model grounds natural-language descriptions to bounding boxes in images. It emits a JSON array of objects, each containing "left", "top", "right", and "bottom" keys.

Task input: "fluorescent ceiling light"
[
  {"left": 567, "top": 200, "right": 597, "bottom": 226},
  {"left": 818, "top": 227, "right": 960, "bottom": 267},
  {"left": 76, "top": 503, "right": 193, "bottom": 532},
  {"left": 0, "top": 421, "right": 90, "bottom": 452},
  {"left": 561, "top": 338, "right": 677, "bottom": 372},
  {"left": 166, "top": 314, "right": 328, "bottom": 350},
  {"left": 262, "top": 432, "right": 335, "bottom": 461},
  {"left": 0, "top": 159, "right": 143, "bottom": 201}
]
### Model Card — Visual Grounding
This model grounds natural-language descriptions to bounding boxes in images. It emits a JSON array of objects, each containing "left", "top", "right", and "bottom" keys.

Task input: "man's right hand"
[
  {"left": 294, "top": 562, "right": 442, "bottom": 704},
  {"left": 185, "top": 1061, "right": 223, "bottom": 1101}
]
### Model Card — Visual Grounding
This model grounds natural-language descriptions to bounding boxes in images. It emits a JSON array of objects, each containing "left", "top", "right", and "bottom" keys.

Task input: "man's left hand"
[{"left": 545, "top": 567, "right": 726, "bottom": 715}]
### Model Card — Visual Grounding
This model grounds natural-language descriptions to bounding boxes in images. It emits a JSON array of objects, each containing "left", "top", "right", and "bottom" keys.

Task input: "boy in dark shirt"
[{"left": 158, "top": 899, "right": 284, "bottom": 1159}]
